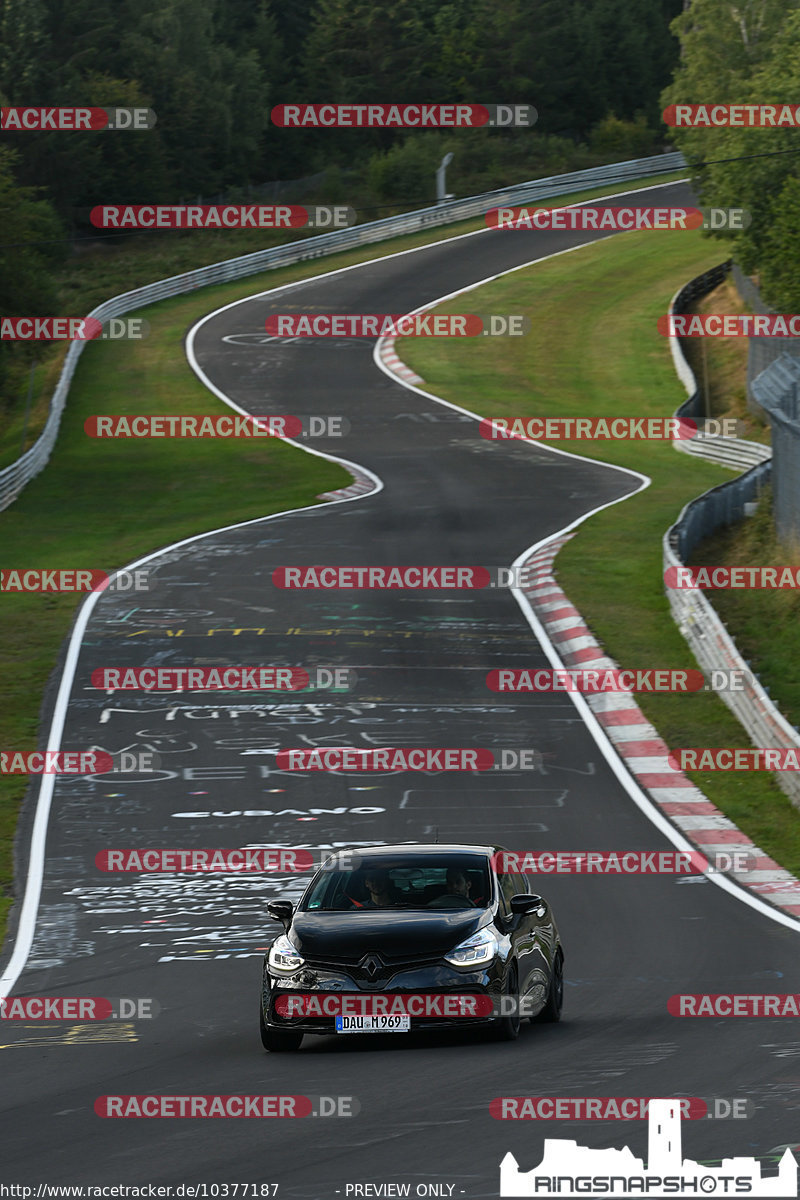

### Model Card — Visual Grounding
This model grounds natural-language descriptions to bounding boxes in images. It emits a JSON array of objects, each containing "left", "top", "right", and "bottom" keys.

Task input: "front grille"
[{"left": 304, "top": 953, "right": 442, "bottom": 979}]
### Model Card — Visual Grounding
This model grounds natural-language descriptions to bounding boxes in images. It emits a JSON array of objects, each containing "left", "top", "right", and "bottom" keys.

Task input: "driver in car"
[{"left": 428, "top": 867, "right": 476, "bottom": 907}]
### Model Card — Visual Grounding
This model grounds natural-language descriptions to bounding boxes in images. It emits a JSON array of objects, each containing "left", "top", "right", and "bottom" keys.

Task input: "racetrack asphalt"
[{"left": 3, "top": 182, "right": 799, "bottom": 1193}]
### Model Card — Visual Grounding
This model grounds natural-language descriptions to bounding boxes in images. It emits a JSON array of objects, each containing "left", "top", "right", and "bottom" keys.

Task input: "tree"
[{"left": 0, "top": 147, "right": 64, "bottom": 408}]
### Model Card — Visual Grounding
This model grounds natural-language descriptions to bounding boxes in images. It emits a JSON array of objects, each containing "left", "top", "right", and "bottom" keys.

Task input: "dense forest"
[
  {"left": 9, "top": 0, "right": 800, "bottom": 406},
  {"left": 1, "top": 0, "right": 681, "bottom": 214},
  {"left": 663, "top": 0, "right": 800, "bottom": 309},
  {"left": 0, "top": 0, "right": 685, "bottom": 409}
]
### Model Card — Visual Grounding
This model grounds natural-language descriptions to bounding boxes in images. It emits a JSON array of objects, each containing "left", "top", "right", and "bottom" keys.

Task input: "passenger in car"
[{"left": 363, "top": 869, "right": 401, "bottom": 907}]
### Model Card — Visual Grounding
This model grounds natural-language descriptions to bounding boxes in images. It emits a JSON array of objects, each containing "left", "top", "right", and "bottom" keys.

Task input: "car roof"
[{"left": 330, "top": 843, "right": 504, "bottom": 858}]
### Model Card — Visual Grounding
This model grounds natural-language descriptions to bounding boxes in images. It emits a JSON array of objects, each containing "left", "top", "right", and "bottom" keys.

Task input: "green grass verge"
[
  {"left": 0, "top": 166, "right": 690, "bottom": 947},
  {"left": 0, "top": 168, "right": 688, "bottom": 467},
  {"left": 0, "top": 285, "right": 354, "bottom": 945},
  {"left": 690, "top": 487, "right": 800, "bottom": 728},
  {"left": 399, "top": 228, "right": 800, "bottom": 878}
]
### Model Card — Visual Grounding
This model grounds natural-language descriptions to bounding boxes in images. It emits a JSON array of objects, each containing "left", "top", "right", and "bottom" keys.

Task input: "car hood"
[{"left": 289, "top": 908, "right": 490, "bottom": 959}]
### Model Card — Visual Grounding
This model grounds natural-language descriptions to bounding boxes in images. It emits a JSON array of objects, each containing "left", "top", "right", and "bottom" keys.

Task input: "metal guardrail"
[
  {"left": 663, "top": 268, "right": 800, "bottom": 809},
  {"left": 669, "top": 260, "right": 772, "bottom": 472},
  {"left": 0, "top": 151, "right": 687, "bottom": 512}
]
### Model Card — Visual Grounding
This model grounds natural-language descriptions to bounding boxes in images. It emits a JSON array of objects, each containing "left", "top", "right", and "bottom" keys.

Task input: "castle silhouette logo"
[{"left": 499, "top": 1098, "right": 797, "bottom": 1197}]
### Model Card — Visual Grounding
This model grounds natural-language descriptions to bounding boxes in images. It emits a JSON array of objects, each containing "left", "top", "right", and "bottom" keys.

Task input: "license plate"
[{"left": 335, "top": 1015, "right": 410, "bottom": 1033}]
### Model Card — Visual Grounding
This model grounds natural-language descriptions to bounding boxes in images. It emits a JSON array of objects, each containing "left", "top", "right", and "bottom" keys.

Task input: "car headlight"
[
  {"left": 268, "top": 934, "right": 304, "bottom": 974},
  {"left": 444, "top": 926, "right": 498, "bottom": 968}
]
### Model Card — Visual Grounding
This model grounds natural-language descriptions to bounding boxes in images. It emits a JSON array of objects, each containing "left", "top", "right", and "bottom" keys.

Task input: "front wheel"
[
  {"left": 537, "top": 952, "right": 563, "bottom": 1023},
  {"left": 260, "top": 997, "right": 303, "bottom": 1052},
  {"left": 493, "top": 964, "right": 521, "bottom": 1041}
]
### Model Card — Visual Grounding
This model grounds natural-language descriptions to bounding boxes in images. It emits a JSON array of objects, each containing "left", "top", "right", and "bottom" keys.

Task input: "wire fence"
[
  {"left": 730, "top": 262, "right": 800, "bottom": 413},
  {"left": 752, "top": 355, "right": 800, "bottom": 544}
]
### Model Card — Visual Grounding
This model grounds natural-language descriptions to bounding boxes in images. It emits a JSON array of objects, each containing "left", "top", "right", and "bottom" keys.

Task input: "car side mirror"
[
  {"left": 267, "top": 900, "right": 294, "bottom": 929},
  {"left": 510, "top": 893, "right": 546, "bottom": 914}
]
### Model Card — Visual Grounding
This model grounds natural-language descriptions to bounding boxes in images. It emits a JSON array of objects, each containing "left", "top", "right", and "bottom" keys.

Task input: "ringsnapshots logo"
[
  {"left": 271, "top": 103, "right": 536, "bottom": 128},
  {"left": 1, "top": 106, "right": 156, "bottom": 130},
  {"left": 499, "top": 1098, "right": 797, "bottom": 1197}
]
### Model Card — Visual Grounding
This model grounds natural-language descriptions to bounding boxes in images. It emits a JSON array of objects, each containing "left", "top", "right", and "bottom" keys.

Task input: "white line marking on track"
[{"left": 10, "top": 175, "right": 793, "bottom": 1000}]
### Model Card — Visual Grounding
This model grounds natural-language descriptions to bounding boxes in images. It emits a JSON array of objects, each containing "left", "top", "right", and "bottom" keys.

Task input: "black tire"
[
  {"left": 260, "top": 995, "right": 303, "bottom": 1052},
  {"left": 537, "top": 952, "right": 563, "bottom": 1023},
  {"left": 493, "top": 963, "right": 521, "bottom": 1041}
]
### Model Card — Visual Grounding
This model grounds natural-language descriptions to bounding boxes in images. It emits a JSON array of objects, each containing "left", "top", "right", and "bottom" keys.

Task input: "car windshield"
[{"left": 301, "top": 855, "right": 492, "bottom": 912}]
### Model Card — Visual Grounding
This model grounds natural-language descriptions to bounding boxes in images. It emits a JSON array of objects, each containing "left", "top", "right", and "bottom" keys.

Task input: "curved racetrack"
[{"left": 3, "top": 182, "right": 800, "bottom": 1193}]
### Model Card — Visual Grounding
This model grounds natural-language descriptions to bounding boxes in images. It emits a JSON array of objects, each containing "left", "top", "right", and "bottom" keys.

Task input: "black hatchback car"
[{"left": 259, "top": 843, "right": 564, "bottom": 1051}]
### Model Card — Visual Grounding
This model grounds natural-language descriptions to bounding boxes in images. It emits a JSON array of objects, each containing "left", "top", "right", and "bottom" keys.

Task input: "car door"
[
  {"left": 523, "top": 870, "right": 560, "bottom": 987},
  {"left": 505, "top": 870, "right": 560, "bottom": 1012},
  {"left": 497, "top": 870, "right": 537, "bottom": 998}
]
